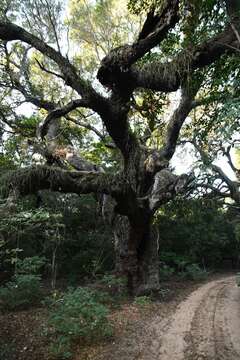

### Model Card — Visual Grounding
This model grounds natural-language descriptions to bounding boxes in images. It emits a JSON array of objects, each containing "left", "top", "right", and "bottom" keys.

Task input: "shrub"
[
  {"left": 159, "top": 252, "right": 192, "bottom": 272},
  {"left": 100, "top": 274, "right": 127, "bottom": 288},
  {"left": 0, "top": 274, "right": 42, "bottom": 310},
  {"left": 158, "top": 288, "right": 171, "bottom": 299},
  {"left": 133, "top": 295, "right": 151, "bottom": 306},
  {"left": 46, "top": 287, "right": 112, "bottom": 359},
  {"left": 0, "top": 338, "right": 16, "bottom": 360},
  {"left": 159, "top": 264, "right": 175, "bottom": 280},
  {"left": 100, "top": 275, "right": 127, "bottom": 299},
  {"left": 0, "top": 256, "right": 45, "bottom": 310},
  {"left": 182, "top": 264, "right": 208, "bottom": 281},
  {"left": 16, "top": 256, "right": 46, "bottom": 274}
]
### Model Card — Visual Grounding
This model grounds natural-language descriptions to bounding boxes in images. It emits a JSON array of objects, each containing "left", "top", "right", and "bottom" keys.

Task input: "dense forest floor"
[{"left": 0, "top": 273, "right": 239, "bottom": 360}]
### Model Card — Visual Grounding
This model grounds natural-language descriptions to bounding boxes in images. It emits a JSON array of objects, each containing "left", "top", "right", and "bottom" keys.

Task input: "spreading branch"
[
  {"left": 66, "top": 115, "right": 115, "bottom": 148},
  {"left": 186, "top": 139, "right": 240, "bottom": 204},
  {"left": 222, "top": 143, "right": 239, "bottom": 173},
  {"left": 35, "top": 58, "right": 65, "bottom": 81},
  {"left": 38, "top": 98, "right": 91, "bottom": 139},
  {"left": 130, "top": 25, "right": 240, "bottom": 92},
  {"left": 0, "top": 166, "right": 118, "bottom": 197},
  {"left": 0, "top": 21, "right": 106, "bottom": 113},
  {"left": 0, "top": 22, "right": 136, "bottom": 159},
  {"left": 159, "top": 80, "right": 201, "bottom": 161},
  {"left": 97, "top": 0, "right": 179, "bottom": 88}
]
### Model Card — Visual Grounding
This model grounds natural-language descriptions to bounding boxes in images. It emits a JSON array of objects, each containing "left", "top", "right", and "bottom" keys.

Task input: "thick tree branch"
[
  {"left": 0, "top": 22, "right": 137, "bottom": 160},
  {"left": 222, "top": 144, "right": 239, "bottom": 173},
  {"left": 0, "top": 21, "right": 106, "bottom": 112},
  {"left": 148, "top": 169, "right": 190, "bottom": 211},
  {"left": 0, "top": 166, "right": 118, "bottom": 197},
  {"left": 97, "top": 0, "right": 179, "bottom": 88},
  {"left": 138, "top": 0, "right": 179, "bottom": 43},
  {"left": 130, "top": 25, "right": 239, "bottom": 92},
  {"left": 159, "top": 81, "right": 201, "bottom": 161},
  {"left": 101, "top": 94, "right": 140, "bottom": 159}
]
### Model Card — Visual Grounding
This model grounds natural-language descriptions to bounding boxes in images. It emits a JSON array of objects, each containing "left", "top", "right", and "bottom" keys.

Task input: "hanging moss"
[{"left": 0, "top": 165, "right": 123, "bottom": 200}]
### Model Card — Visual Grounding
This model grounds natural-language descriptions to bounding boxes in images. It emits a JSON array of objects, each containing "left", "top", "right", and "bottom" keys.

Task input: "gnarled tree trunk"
[
  {"left": 124, "top": 216, "right": 160, "bottom": 295},
  {"left": 113, "top": 215, "right": 129, "bottom": 274},
  {"left": 111, "top": 209, "right": 160, "bottom": 295}
]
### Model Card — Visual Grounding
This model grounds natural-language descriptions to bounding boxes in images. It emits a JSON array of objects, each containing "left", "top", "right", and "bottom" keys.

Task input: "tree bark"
[
  {"left": 137, "top": 224, "right": 160, "bottom": 295},
  {"left": 113, "top": 215, "right": 129, "bottom": 274},
  {"left": 112, "top": 212, "right": 160, "bottom": 295},
  {"left": 123, "top": 218, "right": 160, "bottom": 295}
]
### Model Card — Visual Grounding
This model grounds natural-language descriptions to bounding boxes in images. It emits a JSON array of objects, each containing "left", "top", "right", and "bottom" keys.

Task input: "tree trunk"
[
  {"left": 137, "top": 224, "right": 160, "bottom": 295},
  {"left": 113, "top": 213, "right": 160, "bottom": 295},
  {"left": 113, "top": 215, "right": 129, "bottom": 274}
]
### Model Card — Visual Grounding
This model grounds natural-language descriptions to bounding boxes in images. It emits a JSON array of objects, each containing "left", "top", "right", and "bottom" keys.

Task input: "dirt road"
[{"left": 140, "top": 276, "right": 240, "bottom": 360}]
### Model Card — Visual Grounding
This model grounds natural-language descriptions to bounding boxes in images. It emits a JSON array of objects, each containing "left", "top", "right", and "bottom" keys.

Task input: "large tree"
[{"left": 0, "top": 0, "right": 239, "bottom": 294}]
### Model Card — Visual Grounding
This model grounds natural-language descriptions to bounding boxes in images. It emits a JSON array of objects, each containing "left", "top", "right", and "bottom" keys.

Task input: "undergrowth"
[{"left": 44, "top": 287, "right": 113, "bottom": 359}]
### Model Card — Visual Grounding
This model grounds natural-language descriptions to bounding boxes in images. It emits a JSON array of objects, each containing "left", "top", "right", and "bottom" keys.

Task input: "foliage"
[
  {"left": 0, "top": 255, "right": 45, "bottom": 310},
  {"left": 159, "top": 252, "right": 208, "bottom": 281},
  {"left": 0, "top": 273, "right": 42, "bottom": 310},
  {"left": 0, "top": 153, "right": 16, "bottom": 172},
  {"left": 133, "top": 295, "right": 152, "bottom": 306},
  {"left": 181, "top": 264, "right": 208, "bottom": 281},
  {"left": 15, "top": 255, "right": 46, "bottom": 274},
  {"left": 0, "top": 338, "right": 16, "bottom": 360},
  {"left": 46, "top": 287, "right": 112, "bottom": 359},
  {"left": 1, "top": 0, "right": 63, "bottom": 43},
  {"left": 128, "top": 0, "right": 228, "bottom": 49},
  {"left": 159, "top": 264, "right": 175, "bottom": 280},
  {"left": 53, "top": 194, "right": 114, "bottom": 279},
  {"left": 100, "top": 274, "right": 127, "bottom": 288},
  {"left": 0, "top": 194, "right": 114, "bottom": 283},
  {"left": 0, "top": 204, "right": 65, "bottom": 282},
  {"left": 68, "top": 0, "right": 139, "bottom": 71},
  {"left": 159, "top": 251, "right": 192, "bottom": 271},
  {"left": 99, "top": 274, "right": 128, "bottom": 302},
  {"left": 156, "top": 199, "right": 237, "bottom": 268}
]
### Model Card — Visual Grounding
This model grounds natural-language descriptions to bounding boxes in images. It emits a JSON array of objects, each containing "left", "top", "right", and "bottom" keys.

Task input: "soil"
[
  {"left": 138, "top": 275, "right": 240, "bottom": 360},
  {"left": 0, "top": 274, "right": 239, "bottom": 360}
]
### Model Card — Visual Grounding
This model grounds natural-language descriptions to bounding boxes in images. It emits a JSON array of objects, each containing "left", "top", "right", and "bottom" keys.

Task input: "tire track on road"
[{"left": 140, "top": 276, "right": 240, "bottom": 360}]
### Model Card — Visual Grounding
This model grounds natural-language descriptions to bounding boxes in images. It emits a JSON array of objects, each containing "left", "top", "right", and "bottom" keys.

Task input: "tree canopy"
[{"left": 0, "top": 0, "right": 239, "bottom": 293}]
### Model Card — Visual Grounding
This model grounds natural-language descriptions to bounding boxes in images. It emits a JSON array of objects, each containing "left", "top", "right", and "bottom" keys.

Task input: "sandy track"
[{"left": 140, "top": 276, "right": 240, "bottom": 360}]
